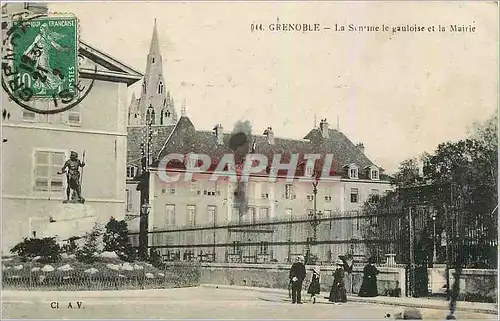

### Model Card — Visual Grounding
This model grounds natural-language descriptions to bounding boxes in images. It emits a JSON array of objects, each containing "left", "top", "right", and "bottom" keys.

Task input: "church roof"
[{"left": 126, "top": 116, "right": 388, "bottom": 180}]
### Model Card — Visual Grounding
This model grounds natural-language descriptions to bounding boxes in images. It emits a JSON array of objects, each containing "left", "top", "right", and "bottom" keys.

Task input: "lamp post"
[
  {"left": 432, "top": 212, "right": 437, "bottom": 264},
  {"left": 139, "top": 201, "right": 151, "bottom": 258},
  {"left": 139, "top": 104, "right": 154, "bottom": 260},
  {"left": 306, "top": 170, "right": 322, "bottom": 264}
]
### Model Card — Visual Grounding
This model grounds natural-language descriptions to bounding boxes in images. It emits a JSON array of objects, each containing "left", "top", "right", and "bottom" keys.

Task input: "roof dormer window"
[
  {"left": 365, "top": 165, "right": 379, "bottom": 180},
  {"left": 349, "top": 168, "right": 358, "bottom": 179},
  {"left": 305, "top": 165, "right": 314, "bottom": 177},
  {"left": 343, "top": 164, "right": 359, "bottom": 179}
]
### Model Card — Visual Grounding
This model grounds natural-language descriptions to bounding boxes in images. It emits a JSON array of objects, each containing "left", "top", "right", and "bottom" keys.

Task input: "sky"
[{"left": 48, "top": 1, "right": 498, "bottom": 174}]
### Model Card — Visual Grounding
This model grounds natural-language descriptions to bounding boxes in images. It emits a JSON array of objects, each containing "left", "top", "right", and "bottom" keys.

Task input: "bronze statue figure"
[{"left": 58, "top": 151, "right": 86, "bottom": 203}]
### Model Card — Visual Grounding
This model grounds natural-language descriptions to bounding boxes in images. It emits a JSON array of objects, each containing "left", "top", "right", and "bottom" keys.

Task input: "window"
[
  {"left": 370, "top": 189, "right": 380, "bottom": 202},
  {"left": 126, "top": 189, "right": 132, "bottom": 212},
  {"left": 126, "top": 166, "right": 137, "bottom": 179},
  {"left": 232, "top": 241, "right": 242, "bottom": 254},
  {"left": 68, "top": 104, "right": 81, "bottom": 125},
  {"left": 165, "top": 204, "right": 175, "bottom": 226},
  {"left": 207, "top": 206, "right": 216, "bottom": 225},
  {"left": 259, "top": 242, "right": 269, "bottom": 255},
  {"left": 259, "top": 208, "right": 270, "bottom": 221},
  {"left": 350, "top": 188, "right": 359, "bottom": 203},
  {"left": 142, "top": 82, "right": 147, "bottom": 93},
  {"left": 166, "top": 188, "right": 176, "bottom": 195},
  {"left": 249, "top": 207, "right": 257, "bottom": 223},
  {"left": 284, "top": 184, "right": 293, "bottom": 199},
  {"left": 187, "top": 155, "right": 198, "bottom": 169},
  {"left": 307, "top": 195, "right": 314, "bottom": 201},
  {"left": 371, "top": 169, "right": 379, "bottom": 180},
  {"left": 152, "top": 57, "right": 155, "bottom": 63},
  {"left": 349, "top": 168, "right": 358, "bottom": 179},
  {"left": 146, "top": 109, "right": 155, "bottom": 125},
  {"left": 34, "top": 150, "right": 65, "bottom": 192},
  {"left": 305, "top": 165, "right": 314, "bottom": 177},
  {"left": 158, "top": 81, "right": 164, "bottom": 94},
  {"left": 187, "top": 205, "right": 196, "bottom": 226}
]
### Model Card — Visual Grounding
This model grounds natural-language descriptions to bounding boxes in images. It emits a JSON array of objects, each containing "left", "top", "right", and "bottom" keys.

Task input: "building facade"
[
  {"left": 126, "top": 23, "right": 392, "bottom": 263},
  {"left": 1, "top": 4, "right": 143, "bottom": 253}
]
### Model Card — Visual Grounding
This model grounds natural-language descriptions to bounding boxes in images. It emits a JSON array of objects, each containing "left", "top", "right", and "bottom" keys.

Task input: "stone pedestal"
[
  {"left": 30, "top": 203, "right": 99, "bottom": 241},
  {"left": 385, "top": 253, "right": 397, "bottom": 266}
]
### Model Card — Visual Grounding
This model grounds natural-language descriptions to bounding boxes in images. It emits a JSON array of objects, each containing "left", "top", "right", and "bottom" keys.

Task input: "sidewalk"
[{"left": 200, "top": 284, "right": 498, "bottom": 315}]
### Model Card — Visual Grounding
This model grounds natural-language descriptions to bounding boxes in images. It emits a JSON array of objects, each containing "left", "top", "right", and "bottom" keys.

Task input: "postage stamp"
[{"left": 8, "top": 15, "right": 78, "bottom": 101}]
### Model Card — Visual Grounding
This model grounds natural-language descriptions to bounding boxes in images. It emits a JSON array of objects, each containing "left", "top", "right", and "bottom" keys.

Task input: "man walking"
[{"left": 289, "top": 255, "right": 306, "bottom": 304}]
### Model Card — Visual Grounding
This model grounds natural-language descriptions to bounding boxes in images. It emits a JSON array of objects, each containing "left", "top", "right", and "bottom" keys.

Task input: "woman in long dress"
[
  {"left": 359, "top": 257, "right": 379, "bottom": 297},
  {"left": 307, "top": 266, "right": 321, "bottom": 303},
  {"left": 328, "top": 259, "right": 348, "bottom": 303}
]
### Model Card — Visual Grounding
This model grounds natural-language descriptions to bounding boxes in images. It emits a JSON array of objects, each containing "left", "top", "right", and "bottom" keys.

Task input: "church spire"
[
  {"left": 149, "top": 18, "right": 160, "bottom": 56},
  {"left": 136, "top": 20, "right": 177, "bottom": 126}
]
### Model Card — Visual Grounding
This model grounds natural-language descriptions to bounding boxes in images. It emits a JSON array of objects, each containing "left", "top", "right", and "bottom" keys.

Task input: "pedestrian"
[
  {"left": 289, "top": 255, "right": 306, "bottom": 304},
  {"left": 358, "top": 256, "right": 379, "bottom": 297},
  {"left": 328, "top": 259, "right": 348, "bottom": 303},
  {"left": 307, "top": 266, "right": 321, "bottom": 303}
]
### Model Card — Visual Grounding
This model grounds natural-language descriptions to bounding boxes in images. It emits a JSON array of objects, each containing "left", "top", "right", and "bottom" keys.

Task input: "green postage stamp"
[{"left": 12, "top": 15, "right": 78, "bottom": 100}]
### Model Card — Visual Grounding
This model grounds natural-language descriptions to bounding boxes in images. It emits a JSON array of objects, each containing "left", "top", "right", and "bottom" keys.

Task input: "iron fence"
[{"left": 132, "top": 206, "right": 497, "bottom": 269}]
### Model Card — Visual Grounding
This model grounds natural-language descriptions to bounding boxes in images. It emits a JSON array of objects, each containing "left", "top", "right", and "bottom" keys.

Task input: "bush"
[
  {"left": 10, "top": 237, "right": 61, "bottom": 263},
  {"left": 103, "top": 217, "right": 136, "bottom": 262},
  {"left": 76, "top": 223, "right": 102, "bottom": 264}
]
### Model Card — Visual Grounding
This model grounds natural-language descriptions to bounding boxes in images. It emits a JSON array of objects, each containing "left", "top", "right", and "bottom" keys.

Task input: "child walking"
[{"left": 307, "top": 266, "right": 321, "bottom": 303}]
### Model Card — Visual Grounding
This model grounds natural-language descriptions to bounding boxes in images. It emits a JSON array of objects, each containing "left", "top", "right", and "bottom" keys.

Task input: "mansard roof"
[
  {"left": 127, "top": 116, "right": 387, "bottom": 179},
  {"left": 127, "top": 124, "right": 176, "bottom": 166}
]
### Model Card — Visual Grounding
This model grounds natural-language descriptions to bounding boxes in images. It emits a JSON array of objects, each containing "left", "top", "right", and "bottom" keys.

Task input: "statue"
[{"left": 58, "top": 151, "right": 86, "bottom": 203}]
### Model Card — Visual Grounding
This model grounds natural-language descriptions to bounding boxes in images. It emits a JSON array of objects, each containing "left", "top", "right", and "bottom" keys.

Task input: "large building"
[
  {"left": 126, "top": 23, "right": 392, "bottom": 263},
  {"left": 1, "top": 3, "right": 143, "bottom": 253}
]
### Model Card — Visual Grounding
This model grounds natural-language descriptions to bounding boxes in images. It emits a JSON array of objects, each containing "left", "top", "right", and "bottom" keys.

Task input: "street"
[{"left": 2, "top": 287, "right": 496, "bottom": 319}]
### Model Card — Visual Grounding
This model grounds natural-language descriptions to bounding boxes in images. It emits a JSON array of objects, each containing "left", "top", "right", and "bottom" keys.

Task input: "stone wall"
[
  {"left": 453, "top": 269, "right": 497, "bottom": 302},
  {"left": 428, "top": 266, "right": 497, "bottom": 302},
  {"left": 198, "top": 262, "right": 406, "bottom": 297}
]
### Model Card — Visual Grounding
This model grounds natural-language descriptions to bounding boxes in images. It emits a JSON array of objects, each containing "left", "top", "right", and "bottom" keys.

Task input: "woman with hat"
[
  {"left": 307, "top": 266, "right": 321, "bottom": 303},
  {"left": 358, "top": 257, "right": 379, "bottom": 297},
  {"left": 328, "top": 259, "right": 348, "bottom": 303}
]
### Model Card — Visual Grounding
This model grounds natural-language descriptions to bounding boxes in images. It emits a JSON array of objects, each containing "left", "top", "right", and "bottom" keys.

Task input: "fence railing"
[
  {"left": 131, "top": 206, "right": 497, "bottom": 269},
  {"left": 2, "top": 262, "right": 201, "bottom": 291}
]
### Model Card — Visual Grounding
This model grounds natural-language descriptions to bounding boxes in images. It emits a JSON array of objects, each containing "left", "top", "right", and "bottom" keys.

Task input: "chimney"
[
  {"left": 319, "top": 118, "right": 329, "bottom": 138},
  {"left": 263, "top": 127, "right": 275, "bottom": 145},
  {"left": 356, "top": 143, "right": 365, "bottom": 153},
  {"left": 213, "top": 124, "right": 224, "bottom": 145}
]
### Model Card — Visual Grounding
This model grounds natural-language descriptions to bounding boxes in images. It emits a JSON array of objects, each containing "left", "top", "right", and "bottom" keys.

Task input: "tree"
[
  {"left": 76, "top": 223, "right": 102, "bottom": 264},
  {"left": 390, "top": 158, "right": 424, "bottom": 188},
  {"left": 103, "top": 217, "right": 137, "bottom": 262}
]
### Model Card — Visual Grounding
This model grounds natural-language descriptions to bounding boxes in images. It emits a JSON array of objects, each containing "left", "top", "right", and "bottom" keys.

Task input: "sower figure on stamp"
[{"left": 58, "top": 151, "right": 85, "bottom": 203}]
